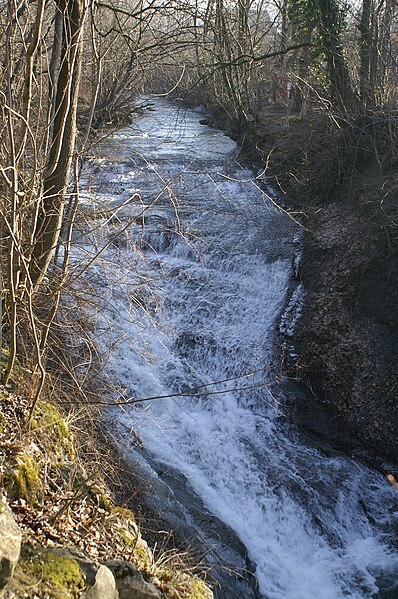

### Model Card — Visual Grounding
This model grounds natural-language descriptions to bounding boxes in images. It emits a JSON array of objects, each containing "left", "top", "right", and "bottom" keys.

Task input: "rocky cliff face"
[
  {"left": 295, "top": 194, "right": 398, "bottom": 462},
  {"left": 245, "top": 107, "right": 398, "bottom": 464}
]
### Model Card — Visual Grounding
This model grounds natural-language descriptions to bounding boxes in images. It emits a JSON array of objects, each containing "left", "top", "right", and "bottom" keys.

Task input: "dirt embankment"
[{"left": 241, "top": 106, "right": 398, "bottom": 463}]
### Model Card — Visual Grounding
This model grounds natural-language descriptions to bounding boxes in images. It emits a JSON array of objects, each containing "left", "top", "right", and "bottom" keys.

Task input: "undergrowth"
[{"left": 0, "top": 377, "right": 212, "bottom": 598}]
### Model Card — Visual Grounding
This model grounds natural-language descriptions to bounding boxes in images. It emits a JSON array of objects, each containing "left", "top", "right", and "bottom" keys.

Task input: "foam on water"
[{"left": 77, "top": 97, "right": 398, "bottom": 598}]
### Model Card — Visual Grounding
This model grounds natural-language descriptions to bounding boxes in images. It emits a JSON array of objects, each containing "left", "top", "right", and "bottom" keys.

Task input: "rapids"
[{"left": 76, "top": 98, "right": 398, "bottom": 598}]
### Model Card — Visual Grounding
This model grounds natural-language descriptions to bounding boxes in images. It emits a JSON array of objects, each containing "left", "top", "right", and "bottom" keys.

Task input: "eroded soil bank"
[{"left": 233, "top": 106, "right": 398, "bottom": 466}]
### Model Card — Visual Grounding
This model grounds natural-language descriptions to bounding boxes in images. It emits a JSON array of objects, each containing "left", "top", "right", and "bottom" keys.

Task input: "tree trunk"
[
  {"left": 359, "top": 0, "right": 373, "bottom": 107},
  {"left": 30, "top": 0, "right": 86, "bottom": 291},
  {"left": 318, "top": 0, "right": 356, "bottom": 111}
]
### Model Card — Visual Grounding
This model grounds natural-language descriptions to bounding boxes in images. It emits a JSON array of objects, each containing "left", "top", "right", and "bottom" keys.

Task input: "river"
[{"left": 75, "top": 97, "right": 398, "bottom": 598}]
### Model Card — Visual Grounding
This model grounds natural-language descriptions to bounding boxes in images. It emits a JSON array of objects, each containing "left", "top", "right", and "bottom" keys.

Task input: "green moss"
[
  {"left": 159, "top": 571, "right": 211, "bottom": 599},
  {"left": 0, "top": 411, "right": 5, "bottom": 434},
  {"left": 0, "top": 348, "right": 25, "bottom": 382},
  {"left": 31, "top": 400, "right": 75, "bottom": 464},
  {"left": 32, "top": 553, "right": 84, "bottom": 593},
  {"left": 0, "top": 349, "right": 8, "bottom": 370},
  {"left": 189, "top": 578, "right": 209, "bottom": 599},
  {"left": 111, "top": 505, "right": 135, "bottom": 521},
  {"left": 134, "top": 545, "right": 149, "bottom": 566},
  {"left": 118, "top": 526, "right": 136, "bottom": 548},
  {"left": 6, "top": 454, "right": 41, "bottom": 505},
  {"left": 16, "top": 550, "right": 85, "bottom": 598},
  {"left": 89, "top": 484, "right": 111, "bottom": 509},
  {"left": 134, "top": 546, "right": 146, "bottom": 558}
]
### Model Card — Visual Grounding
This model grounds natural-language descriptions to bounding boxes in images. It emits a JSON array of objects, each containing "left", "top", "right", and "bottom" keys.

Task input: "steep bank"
[
  {"left": 0, "top": 379, "right": 212, "bottom": 598},
  {"left": 240, "top": 106, "right": 398, "bottom": 464}
]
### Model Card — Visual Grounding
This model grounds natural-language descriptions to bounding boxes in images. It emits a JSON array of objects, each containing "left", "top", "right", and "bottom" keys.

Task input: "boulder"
[
  {"left": 81, "top": 564, "right": 118, "bottom": 599},
  {"left": 105, "top": 560, "right": 162, "bottom": 599},
  {"left": 43, "top": 549, "right": 118, "bottom": 599},
  {"left": 0, "top": 502, "right": 22, "bottom": 592}
]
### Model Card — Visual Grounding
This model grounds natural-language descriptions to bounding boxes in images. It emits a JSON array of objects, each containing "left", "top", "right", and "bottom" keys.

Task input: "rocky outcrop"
[
  {"left": 82, "top": 564, "right": 118, "bottom": 599},
  {"left": 240, "top": 106, "right": 398, "bottom": 464},
  {"left": 294, "top": 195, "right": 398, "bottom": 461},
  {"left": 6, "top": 547, "right": 167, "bottom": 598},
  {"left": 0, "top": 390, "right": 212, "bottom": 599},
  {"left": 105, "top": 561, "right": 162, "bottom": 599},
  {"left": 0, "top": 502, "right": 22, "bottom": 594},
  {"left": 45, "top": 549, "right": 118, "bottom": 599}
]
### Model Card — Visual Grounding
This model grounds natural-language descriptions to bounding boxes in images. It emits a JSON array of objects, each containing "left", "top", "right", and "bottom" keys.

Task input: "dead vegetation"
[{"left": 0, "top": 379, "right": 212, "bottom": 598}]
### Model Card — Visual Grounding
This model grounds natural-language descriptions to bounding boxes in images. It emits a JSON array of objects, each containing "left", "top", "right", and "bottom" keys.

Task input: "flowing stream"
[{"left": 76, "top": 98, "right": 398, "bottom": 598}]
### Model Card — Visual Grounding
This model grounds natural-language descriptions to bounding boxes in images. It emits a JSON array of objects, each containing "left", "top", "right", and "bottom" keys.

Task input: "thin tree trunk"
[
  {"left": 3, "top": 0, "right": 19, "bottom": 386},
  {"left": 379, "top": 0, "right": 395, "bottom": 101},
  {"left": 30, "top": 0, "right": 86, "bottom": 291},
  {"left": 48, "top": 7, "right": 63, "bottom": 127},
  {"left": 359, "top": 0, "right": 373, "bottom": 107}
]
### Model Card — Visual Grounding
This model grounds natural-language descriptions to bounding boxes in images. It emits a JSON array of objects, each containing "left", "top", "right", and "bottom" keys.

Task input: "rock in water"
[{"left": 0, "top": 502, "right": 22, "bottom": 592}]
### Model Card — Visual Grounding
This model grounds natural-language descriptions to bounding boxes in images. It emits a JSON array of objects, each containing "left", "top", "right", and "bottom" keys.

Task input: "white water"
[{"left": 76, "top": 98, "right": 398, "bottom": 598}]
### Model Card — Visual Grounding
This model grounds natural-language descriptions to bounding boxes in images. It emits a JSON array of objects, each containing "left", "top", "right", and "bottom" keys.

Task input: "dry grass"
[{"left": 0, "top": 377, "right": 212, "bottom": 598}]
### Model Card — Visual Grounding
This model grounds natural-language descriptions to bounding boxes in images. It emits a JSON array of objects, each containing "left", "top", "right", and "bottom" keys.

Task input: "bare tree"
[{"left": 30, "top": 0, "right": 87, "bottom": 290}]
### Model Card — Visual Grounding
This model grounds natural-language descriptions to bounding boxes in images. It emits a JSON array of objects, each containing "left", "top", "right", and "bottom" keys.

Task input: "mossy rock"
[
  {"left": 11, "top": 548, "right": 85, "bottom": 598},
  {"left": 31, "top": 400, "right": 75, "bottom": 464},
  {"left": 110, "top": 506, "right": 135, "bottom": 522},
  {"left": 133, "top": 546, "right": 147, "bottom": 562},
  {"left": 156, "top": 570, "right": 212, "bottom": 599},
  {"left": 118, "top": 526, "right": 137, "bottom": 548},
  {"left": 5, "top": 454, "right": 41, "bottom": 505},
  {"left": 169, "top": 573, "right": 213, "bottom": 599}
]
